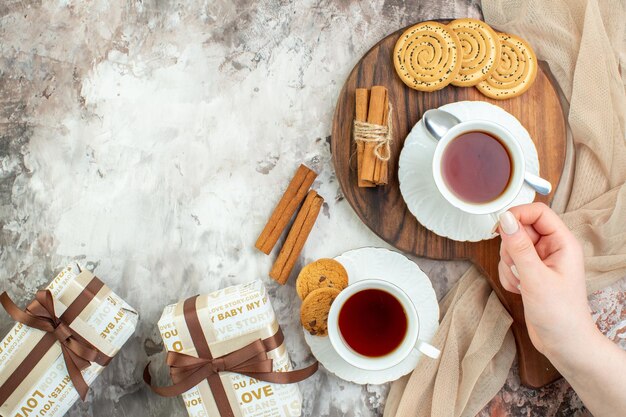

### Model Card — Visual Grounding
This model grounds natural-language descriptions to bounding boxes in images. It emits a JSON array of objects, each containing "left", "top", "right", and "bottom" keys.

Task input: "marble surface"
[{"left": 0, "top": 1, "right": 624, "bottom": 416}]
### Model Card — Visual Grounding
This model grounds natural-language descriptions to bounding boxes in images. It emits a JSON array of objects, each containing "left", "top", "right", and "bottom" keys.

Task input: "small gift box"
[
  {"left": 145, "top": 280, "right": 317, "bottom": 417},
  {"left": 0, "top": 263, "right": 138, "bottom": 417}
]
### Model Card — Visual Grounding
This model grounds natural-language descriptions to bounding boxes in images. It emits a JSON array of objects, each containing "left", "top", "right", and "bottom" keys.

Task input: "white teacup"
[
  {"left": 327, "top": 279, "right": 440, "bottom": 371},
  {"left": 431, "top": 120, "right": 526, "bottom": 216}
]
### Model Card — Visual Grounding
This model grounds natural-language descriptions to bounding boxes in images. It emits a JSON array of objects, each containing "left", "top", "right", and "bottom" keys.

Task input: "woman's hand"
[
  {"left": 497, "top": 202, "right": 626, "bottom": 417},
  {"left": 497, "top": 202, "right": 595, "bottom": 357}
]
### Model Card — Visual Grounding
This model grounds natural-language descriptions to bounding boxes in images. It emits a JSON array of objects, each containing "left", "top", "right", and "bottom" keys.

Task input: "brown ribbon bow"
[
  {"left": 0, "top": 290, "right": 112, "bottom": 401},
  {"left": 144, "top": 336, "right": 319, "bottom": 398},
  {"left": 145, "top": 295, "right": 318, "bottom": 417}
]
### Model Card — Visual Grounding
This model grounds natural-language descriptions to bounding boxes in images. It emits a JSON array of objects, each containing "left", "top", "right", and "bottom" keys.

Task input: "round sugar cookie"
[
  {"left": 296, "top": 258, "right": 348, "bottom": 300},
  {"left": 448, "top": 18, "right": 501, "bottom": 87},
  {"left": 476, "top": 32, "right": 538, "bottom": 99},
  {"left": 300, "top": 287, "right": 341, "bottom": 336},
  {"left": 393, "top": 21, "right": 462, "bottom": 92}
]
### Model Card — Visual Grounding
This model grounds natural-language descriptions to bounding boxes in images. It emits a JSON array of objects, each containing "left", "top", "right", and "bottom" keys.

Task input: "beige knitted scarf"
[{"left": 384, "top": 0, "right": 626, "bottom": 415}]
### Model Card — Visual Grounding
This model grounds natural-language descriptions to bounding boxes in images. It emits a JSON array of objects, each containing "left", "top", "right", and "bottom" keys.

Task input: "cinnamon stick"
[
  {"left": 255, "top": 164, "right": 317, "bottom": 254},
  {"left": 360, "top": 86, "right": 388, "bottom": 183},
  {"left": 355, "top": 89, "right": 374, "bottom": 187},
  {"left": 374, "top": 91, "right": 390, "bottom": 185},
  {"left": 269, "top": 190, "right": 324, "bottom": 284}
]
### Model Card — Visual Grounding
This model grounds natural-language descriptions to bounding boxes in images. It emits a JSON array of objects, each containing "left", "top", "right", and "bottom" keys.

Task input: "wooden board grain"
[{"left": 331, "top": 24, "right": 567, "bottom": 388}]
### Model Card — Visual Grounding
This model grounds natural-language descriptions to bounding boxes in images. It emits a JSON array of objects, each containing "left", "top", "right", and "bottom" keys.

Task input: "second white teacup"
[{"left": 328, "top": 279, "right": 440, "bottom": 371}]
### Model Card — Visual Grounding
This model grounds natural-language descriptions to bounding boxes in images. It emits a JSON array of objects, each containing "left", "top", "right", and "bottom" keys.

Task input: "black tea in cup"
[
  {"left": 441, "top": 131, "right": 512, "bottom": 203},
  {"left": 338, "top": 289, "right": 408, "bottom": 357}
]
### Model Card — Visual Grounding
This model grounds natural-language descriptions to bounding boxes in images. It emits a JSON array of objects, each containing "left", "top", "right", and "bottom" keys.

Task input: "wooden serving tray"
[{"left": 331, "top": 23, "right": 566, "bottom": 388}]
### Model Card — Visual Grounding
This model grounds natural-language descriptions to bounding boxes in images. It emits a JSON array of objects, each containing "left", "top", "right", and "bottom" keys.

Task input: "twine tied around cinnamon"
[{"left": 353, "top": 103, "right": 394, "bottom": 161}]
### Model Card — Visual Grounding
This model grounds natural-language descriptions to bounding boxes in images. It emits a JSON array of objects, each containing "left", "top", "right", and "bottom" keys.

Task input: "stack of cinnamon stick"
[
  {"left": 355, "top": 86, "right": 391, "bottom": 187},
  {"left": 255, "top": 164, "right": 324, "bottom": 284}
]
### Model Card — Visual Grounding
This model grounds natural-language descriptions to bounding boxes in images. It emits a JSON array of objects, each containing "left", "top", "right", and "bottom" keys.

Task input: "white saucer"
[
  {"left": 303, "top": 247, "right": 439, "bottom": 385},
  {"left": 398, "top": 101, "right": 539, "bottom": 242}
]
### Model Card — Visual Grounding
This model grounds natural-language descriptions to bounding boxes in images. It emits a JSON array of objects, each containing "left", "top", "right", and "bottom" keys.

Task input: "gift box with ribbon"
[
  {"left": 0, "top": 263, "right": 138, "bottom": 417},
  {"left": 144, "top": 280, "right": 317, "bottom": 417}
]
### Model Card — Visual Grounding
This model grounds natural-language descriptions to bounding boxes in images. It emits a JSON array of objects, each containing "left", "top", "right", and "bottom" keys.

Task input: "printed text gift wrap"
[
  {"left": 145, "top": 281, "right": 318, "bottom": 417},
  {"left": 0, "top": 263, "right": 138, "bottom": 417}
]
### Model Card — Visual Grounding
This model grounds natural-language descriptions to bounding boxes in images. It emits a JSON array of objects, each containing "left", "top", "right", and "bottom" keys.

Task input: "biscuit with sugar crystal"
[
  {"left": 448, "top": 18, "right": 501, "bottom": 87},
  {"left": 393, "top": 21, "right": 462, "bottom": 92},
  {"left": 476, "top": 32, "right": 537, "bottom": 99}
]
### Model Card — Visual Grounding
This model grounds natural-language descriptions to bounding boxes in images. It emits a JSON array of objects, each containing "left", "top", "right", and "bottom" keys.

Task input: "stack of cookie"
[
  {"left": 297, "top": 259, "right": 348, "bottom": 336},
  {"left": 393, "top": 18, "right": 537, "bottom": 100}
]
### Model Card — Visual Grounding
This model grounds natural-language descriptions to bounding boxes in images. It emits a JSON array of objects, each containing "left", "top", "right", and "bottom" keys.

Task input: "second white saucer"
[{"left": 303, "top": 247, "right": 439, "bottom": 385}]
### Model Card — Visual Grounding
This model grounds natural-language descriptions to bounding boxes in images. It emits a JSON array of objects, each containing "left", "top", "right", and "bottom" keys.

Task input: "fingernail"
[
  {"left": 499, "top": 211, "right": 519, "bottom": 235},
  {"left": 517, "top": 284, "right": 521, "bottom": 291},
  {"left": 511, "top": 265, "right": 519, "bottom": 278}
]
